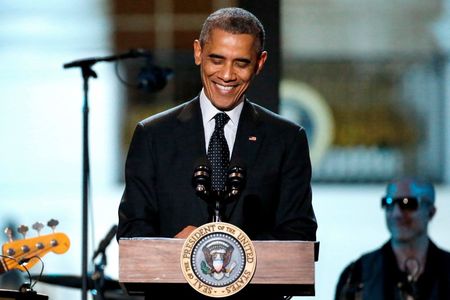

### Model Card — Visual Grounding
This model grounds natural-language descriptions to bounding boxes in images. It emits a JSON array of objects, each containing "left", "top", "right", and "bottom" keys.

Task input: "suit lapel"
[
  {"left": 231, "top": 99, "right": 264, "bottom": 169},
  {"left": 175, "top": 97, "right": 210, "bottom": 222},
  {"left": 226, "top": 99, "right": 264, "bottom": 220},
  {"left": 176, "top": 97, "right": 207, "bottom": 159}
]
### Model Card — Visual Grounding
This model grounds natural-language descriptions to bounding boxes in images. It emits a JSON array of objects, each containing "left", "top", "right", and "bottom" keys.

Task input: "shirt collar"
[{"left": 199, "top": 89, "right": 244, "bottom": 126}]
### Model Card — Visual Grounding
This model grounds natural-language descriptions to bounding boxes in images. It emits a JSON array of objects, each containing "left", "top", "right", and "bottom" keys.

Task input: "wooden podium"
[{"left": 119, "top": 238, "right": 319, "bottom": 297}]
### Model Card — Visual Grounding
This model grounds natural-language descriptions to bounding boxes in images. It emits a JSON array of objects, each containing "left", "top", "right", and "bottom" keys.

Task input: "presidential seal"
[{"left": 180, "top": 222, "right": 257, "bottom": 298}]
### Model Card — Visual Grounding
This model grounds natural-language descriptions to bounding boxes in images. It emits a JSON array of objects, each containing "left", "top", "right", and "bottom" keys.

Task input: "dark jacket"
[
  {"left": 117, "top": 97, "right": 317, "bottom": 300},
  {"left": 335, "top": 240, "right": 450, "bottom": 300},
  {"left": 117, "top": 97, "right": 317, "bottom": 241}
]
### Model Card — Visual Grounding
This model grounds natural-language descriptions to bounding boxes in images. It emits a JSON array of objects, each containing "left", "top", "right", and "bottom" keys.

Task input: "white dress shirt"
[{"left": 199, "top": 89, "right": 244, "bottom": 158}]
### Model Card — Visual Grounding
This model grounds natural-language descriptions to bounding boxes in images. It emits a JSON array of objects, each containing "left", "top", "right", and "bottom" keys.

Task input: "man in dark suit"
[
  {"left": 118, "top": 6, "right": 317, "bottom": 241},
  {"left": 117, "top": 7, "right": 317, "bottom": 298}
]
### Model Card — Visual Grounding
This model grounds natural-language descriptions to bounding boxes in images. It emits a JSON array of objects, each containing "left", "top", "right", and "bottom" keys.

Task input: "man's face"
[
  {"left": 384, "top": 185, "right": 435, "bottom": 244},
  {"left": 193, "top": 28, "right": 267, "bottom": 111}
]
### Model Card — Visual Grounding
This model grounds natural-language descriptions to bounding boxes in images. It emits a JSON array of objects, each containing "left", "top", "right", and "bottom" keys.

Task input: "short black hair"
[{"left": 199, "top": 7, "right": 265, "bottom": 54}]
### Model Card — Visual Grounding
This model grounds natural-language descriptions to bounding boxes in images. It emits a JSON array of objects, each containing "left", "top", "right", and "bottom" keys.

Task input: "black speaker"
[{"left": 0, "top": 289, "right": 48, "bottom": 300}]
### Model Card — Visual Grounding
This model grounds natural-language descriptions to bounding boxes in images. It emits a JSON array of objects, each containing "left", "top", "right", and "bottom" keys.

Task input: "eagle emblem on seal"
[{"left": 201, "top": 240, "right": 237, "bottom": 280}]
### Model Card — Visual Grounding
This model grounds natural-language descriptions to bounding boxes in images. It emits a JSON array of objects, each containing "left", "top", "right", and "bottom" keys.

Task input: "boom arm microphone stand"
[
  {"left": 63, "top": 49, "right": 152, "bottom": 300},
  {"left": 63, "top": 58, "right": 96, "bottom": 300},
  {"left": 91, "top": 225, "right": 118, "bottom": 300}
]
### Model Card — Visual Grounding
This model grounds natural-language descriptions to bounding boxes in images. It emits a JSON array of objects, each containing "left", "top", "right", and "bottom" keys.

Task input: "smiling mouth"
[{"left": 215, "top": 83, "right": 236, "bottom": 92}]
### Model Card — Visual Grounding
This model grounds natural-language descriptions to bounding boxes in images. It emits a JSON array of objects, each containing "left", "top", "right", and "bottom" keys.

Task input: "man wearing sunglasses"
[{"left": 334, "top": 177, "right": 450, "bottom": 300}]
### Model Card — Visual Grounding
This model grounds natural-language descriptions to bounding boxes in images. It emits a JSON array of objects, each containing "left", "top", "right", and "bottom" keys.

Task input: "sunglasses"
[{"left": 381, "top": 196, "right": 428, "bottom": 211}]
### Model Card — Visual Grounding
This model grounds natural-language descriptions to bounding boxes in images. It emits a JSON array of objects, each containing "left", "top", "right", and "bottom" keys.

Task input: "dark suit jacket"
[
  {"left": 118, "top": 96, "right": 317, "bottom": 241},
  {"left": 334, "top": 240, "right": 450, "bottom": 300}
]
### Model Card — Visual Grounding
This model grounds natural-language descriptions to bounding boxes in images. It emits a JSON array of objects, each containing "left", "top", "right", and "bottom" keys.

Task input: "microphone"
[
  {"left": 92, "top": 225, "right": 118, "bottom": 261},
  {"left": 226, "top": 165, "right": 246, "bottom": 198},
  {"left": 192, "top": 163, "right": 211, "bottom": 201},
  {"left": 63, "top": 49, "right": 173, "bottom": 93},
  {"left": 63, "top": 48, "right": 152, "bottom": 69},
  {"left": 400, "top": 257, "right": 420, "bottom": 298},
  {"left": 137, "top": 57, "right": 173, "bottom": 93}
]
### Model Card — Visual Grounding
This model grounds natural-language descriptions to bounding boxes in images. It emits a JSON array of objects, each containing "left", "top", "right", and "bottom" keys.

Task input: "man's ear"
[
  {"left": 428, "top": 206, "right": 436, "bottom": 220},
  {"left": 255, "top": 51, "right": 268, "bottom": 75},
  {"left": 193, "top": 39, "right": 202, "bottom": 66}
]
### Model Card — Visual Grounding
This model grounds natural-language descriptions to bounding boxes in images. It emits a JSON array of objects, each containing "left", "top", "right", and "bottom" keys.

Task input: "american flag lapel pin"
[{"left": 248, "top": 136, "right": 257, "bottom": 141}]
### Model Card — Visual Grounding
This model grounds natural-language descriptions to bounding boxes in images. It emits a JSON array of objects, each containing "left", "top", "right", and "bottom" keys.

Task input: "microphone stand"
[
  {"left": 64, "top": 52, "right": 131, "bottom": 300},
  {"left": 71, "top": 61, "right": 97, "bottom": 300},
  {"left": 91, "top": 252, "right": 107, "bottom": 300},
  {"left": 90, "top": 225, "right": 117, "bottom": 300},
  {"left": 63, "top": 50, "right": 151, "bottom": 300},
  {"left": 63, "top": 50, "right": 168, "bottom": 300},
  {"left": 210, "top": 191, "right": 223, "bottom": 222}
]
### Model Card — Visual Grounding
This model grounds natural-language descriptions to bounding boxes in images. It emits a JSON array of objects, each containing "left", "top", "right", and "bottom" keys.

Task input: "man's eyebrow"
[
  {"left": 235, "top": 58, "right": 251, "bottom": 64},
  {"left": 208, "top": 53, "right": 225, "bottom": 59},
  {"left": 208, "top": 54, "right": 251, "bottom": 64}
]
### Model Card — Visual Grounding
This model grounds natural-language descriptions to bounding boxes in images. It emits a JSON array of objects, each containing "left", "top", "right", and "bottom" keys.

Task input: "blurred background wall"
[{"left": 1, "top": 0, "right": 449, "bottom": 299}]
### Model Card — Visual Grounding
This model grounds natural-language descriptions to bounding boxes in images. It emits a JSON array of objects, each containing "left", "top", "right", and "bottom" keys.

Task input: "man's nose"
[
  {"left": 219, "top": 63, "right": 235, "bottom": 81},
  {"left": 391, "top": 203, "right": 404, "bottom": 217}
]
